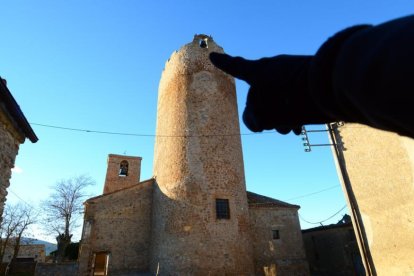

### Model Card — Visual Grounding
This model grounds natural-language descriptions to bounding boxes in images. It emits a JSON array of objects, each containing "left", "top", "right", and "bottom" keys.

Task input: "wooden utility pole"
[{"left": 328, "top": 122, "right": 376, "bottom": 276}]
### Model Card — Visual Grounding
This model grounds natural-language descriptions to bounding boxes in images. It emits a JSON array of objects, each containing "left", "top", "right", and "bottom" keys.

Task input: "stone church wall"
[
  {"left": 249, "top": 206, "right": 309, "bottom": 276},
  {"left": 78, "top": 179, "right": 153, "bottom": 275}
]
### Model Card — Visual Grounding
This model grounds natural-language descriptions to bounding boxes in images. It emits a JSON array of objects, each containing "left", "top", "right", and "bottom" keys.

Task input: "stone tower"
[
  {"left": 103, "top": 154, "right": 142, "bottom": 194},
  {"left": 151, "top": 35, "right": 254, "bottom": 274}
]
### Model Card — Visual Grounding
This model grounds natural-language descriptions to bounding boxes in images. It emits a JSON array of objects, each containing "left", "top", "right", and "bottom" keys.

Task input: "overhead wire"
[
  {"left": 299, "top": 204, "right": 347, "bottom": 225},
  {"left": 30, "top": 122, "right": 340, "bottom": 200},
  {"left": 31, "top": 121, "right": 367, "bottom": 138},
  {"left": 8, "top": 188, "right": 36, "bottom": 209},
  {"left": 30, "top": 122, "right": 276, "bottom": 137},
  {"left": 286, "top": 184, "right": 340, "bottom": 201},
  {"left": 28, "top": 122, "right": 343, "bottom": 219}
]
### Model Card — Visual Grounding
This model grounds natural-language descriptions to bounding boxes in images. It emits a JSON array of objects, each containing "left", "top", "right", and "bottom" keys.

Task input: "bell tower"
[
  {"left": 151, "top": 35, "right": 254, "bottom": 274},
  {"left": 103, "top": 154, "right": 142, "bottom": 194}
]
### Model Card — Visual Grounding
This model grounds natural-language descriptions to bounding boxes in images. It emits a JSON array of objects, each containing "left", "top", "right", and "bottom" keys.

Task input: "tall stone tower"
[
  {"left": 151, "top": 35, "right": 254, "bottom": 274},
  {"left": 103, "top": 154, "right": 142, "bottom": 194}
]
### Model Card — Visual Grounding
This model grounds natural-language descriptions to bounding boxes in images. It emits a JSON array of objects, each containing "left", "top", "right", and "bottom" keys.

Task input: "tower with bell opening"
[
  {"left": 78, "top": 35, "right": 309, "bottom": 276},
  {"left": 103, "top": 154, "right": 142, "bottom": 194},
  {"left": 151, "top": 35, "right": 254, "bottom": 274}
]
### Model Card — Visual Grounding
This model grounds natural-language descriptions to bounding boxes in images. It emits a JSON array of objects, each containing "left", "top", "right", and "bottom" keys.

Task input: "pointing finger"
[{"left": 209, "top": 52, "right": 254, "bottom": 84}]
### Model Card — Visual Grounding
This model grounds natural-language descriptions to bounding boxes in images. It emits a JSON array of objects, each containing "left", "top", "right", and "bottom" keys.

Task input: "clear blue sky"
[{"left": 1, "top": 1, "right": 412, "bottom": 242}]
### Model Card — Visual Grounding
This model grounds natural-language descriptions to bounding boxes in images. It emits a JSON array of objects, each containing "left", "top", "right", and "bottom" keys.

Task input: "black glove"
[{"left": 209, "top": 52, "right": 335, "bottom": 135}]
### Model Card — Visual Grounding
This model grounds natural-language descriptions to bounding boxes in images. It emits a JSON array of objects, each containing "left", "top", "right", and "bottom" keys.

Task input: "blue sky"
[{"left": 2, "top": 1, "right": 412, "bottom": 242}]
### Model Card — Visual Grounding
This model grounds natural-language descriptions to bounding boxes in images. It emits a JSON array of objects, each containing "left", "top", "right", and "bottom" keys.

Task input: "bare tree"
[
  {"left": 0, "top": 203, "right": 37, "bottom": 262},
  {"left": 10, "top": 205, "right": 37, "bottom": 262},
  {"left": 0, "top": 205, "right": 21, "bottom": 262},
  {"left": 42, "top": 175, "right": 94, "bottom": 262}
]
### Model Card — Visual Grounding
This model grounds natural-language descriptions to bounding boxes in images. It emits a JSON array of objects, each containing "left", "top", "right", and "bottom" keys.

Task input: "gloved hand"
[{"left": 209, "top": 52, "right": 334, "bottom": 135}]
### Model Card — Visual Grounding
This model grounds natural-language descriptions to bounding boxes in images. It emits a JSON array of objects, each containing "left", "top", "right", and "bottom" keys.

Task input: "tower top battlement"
[
  {"left": 161, "top": 34, "right": 228, "bottom": 79},
  {"left": 192, "top": 34, "right": 213, "bottom": 48}
]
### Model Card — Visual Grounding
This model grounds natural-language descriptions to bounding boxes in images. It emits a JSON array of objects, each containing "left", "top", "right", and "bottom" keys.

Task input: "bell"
[
  {"left": 199, "top": 39, "right": 208, "bottom": 48},
  {"left": 119, "top": 166, "right": 128, "bottom": 176}
]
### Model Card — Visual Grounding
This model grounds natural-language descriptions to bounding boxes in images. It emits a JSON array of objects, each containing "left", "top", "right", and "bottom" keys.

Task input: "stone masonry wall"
[
  {"left": 35, "top": 262, "right": 78, "bottom": 276},
  {"left": 0, "top": 120, "right": 21, "bottom": 219},
  {"left": 333, "top": 123, "right": 414, "bottom": 275},
  {"left": 78, "top": 179, "right": 153, "bottom": 275},
  {"left": 2, "top": 244, "right": 46, "bottom": 262},
  {"left": 103, "top": 154, "right": 142, "bottom": 194},
  {"left": 302, "top": 224, "right": 363, "bottom": 275},
  {"left": 249, "top": 207, "right": 309, "bottom": 276},
  {"left": 151, "top": 35, "right": 254, "bottom": 274}
]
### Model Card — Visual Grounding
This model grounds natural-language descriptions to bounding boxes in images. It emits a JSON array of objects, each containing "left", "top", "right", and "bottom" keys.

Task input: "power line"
[
  {"left": 299, "top": 204, "right": 347, "bottom": 225},
  {"left": 286, "top": 185, "right": 340, "bottom": 201},
  {"left": 8, "top": 188, "right": 36, "bottom": 209},
  {"left": 30, "top": 122, "right": 276, "bottom": 137}
]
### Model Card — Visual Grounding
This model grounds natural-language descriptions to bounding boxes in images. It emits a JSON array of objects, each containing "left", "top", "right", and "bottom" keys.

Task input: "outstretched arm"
[{"left": 210, "top": 15, "right": 414, "bottom": 138}]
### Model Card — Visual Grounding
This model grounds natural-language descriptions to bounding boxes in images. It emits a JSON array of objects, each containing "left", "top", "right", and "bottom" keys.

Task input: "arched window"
[{"left": 119, "top": 160, "right": 128, "bottom": 176}]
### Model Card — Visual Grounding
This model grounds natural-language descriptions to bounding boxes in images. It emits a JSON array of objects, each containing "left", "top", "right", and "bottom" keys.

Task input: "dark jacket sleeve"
[{"left": 309, "top": 15, "right": 414, "bottom": 138}]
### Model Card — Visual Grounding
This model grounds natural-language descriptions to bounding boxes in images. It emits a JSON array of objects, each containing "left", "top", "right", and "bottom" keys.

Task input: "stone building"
[
  {"left": 329, "top": 123, "right": 414, "bottom": 275},
  {"left": 79, "top": 35, "right": 308, "bottom": 275},
  {"left": 2, "top": 244, "right": 46, "bottom": 263},
  {"left": 302, "top": 215, "right": 364, "bottom": 275},
  {"left": 79, "top": 155, "right": 307, "bottom": 275},
  {"left": 0, "top": 78, "right": 37, "bottom": 218}
]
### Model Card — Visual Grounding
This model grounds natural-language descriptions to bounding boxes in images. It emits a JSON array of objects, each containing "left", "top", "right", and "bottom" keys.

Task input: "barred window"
[{"left": 216, "top": 198, "right": 230, "bottom": 219}]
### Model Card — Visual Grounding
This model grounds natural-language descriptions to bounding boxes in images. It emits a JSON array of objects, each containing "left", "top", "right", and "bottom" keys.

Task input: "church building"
[{"left": 78, "top": 35, "right": 308, "bottom": 275}]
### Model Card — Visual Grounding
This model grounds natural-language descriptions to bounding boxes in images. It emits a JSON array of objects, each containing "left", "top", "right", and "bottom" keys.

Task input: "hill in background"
[{"left": 21, "top": 238, "right": 57, "bottom": 256}]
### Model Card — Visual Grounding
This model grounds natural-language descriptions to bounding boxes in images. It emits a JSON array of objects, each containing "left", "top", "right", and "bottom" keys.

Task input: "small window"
[
  {"left": 119, "top": 160, "right": 128, "bottom": 176},
  {"left": 272, "top": 229, "right": 280, "bottom": 240},
  {"left": 216, "top": 198, "right": 230, "bottom": 219}
]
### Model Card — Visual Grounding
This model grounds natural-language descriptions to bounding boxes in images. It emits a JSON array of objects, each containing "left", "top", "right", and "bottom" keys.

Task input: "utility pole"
[{"left": 327, "top": 122, "right": 376, "bottom": 276}]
